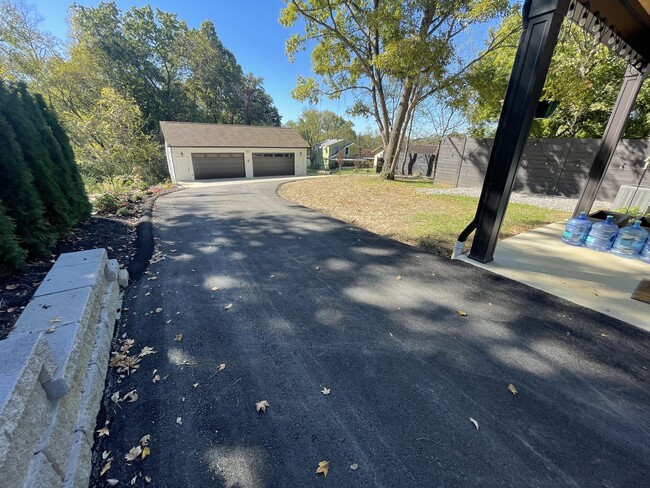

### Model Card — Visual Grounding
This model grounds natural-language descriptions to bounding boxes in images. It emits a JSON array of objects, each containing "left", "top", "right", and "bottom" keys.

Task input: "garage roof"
[{"left": 160, "top": 121, "right": 309, "bottom": 148}]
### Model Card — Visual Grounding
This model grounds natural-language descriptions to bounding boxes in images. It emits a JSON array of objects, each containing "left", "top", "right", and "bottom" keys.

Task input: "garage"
[
  {"left": 252, "top": 153, "right": 295, "bottom": 177},
  {"left": 160, "top": 121, "right": 309, "bottom": 182},
  {"left": 191, "top": 153, "right": 245, "bottom": 179}
]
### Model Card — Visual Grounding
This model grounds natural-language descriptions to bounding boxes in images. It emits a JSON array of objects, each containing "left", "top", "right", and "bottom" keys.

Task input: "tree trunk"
[{"left": 382, "top": 79, "right": 414, "bottom": 178}]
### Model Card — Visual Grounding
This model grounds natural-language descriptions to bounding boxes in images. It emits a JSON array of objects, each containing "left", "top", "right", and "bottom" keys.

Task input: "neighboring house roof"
[
  {"left": 160, "top": 121, "right": 309, "bottom": 148},
  {"left": 317, "top": 138, "right": 348, "bottom": 148},
  {"left": 329, "top": 142, "right": 360, "bottom": 159},
  {"left": 371, "top": 146, "right": 384, "bottom": 155}
]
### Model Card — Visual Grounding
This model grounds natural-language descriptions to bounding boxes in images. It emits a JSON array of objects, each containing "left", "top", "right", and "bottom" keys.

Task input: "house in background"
[
  {"left": 313, "top": 139, "right": 361, "bottom": 168},
  {"left": 160, "top": 121, "right": 309, "bottom": 181}
]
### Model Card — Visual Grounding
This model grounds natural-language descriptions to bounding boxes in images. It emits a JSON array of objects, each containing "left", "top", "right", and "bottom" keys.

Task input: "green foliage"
[
  {"left": 280, "top": 0, "right": 512, "bottom": 176},
  {"left": 285, "top": 109, "right": 356, "bottom": 155},
  {"left": 0, "top": 199, "right": 27, "bottom": 275},
  {"left": 465, "top": 13, "right": 650, "bottom": 138},
  {"left": 93, "top": 193, "right": 120, "bottom": 213},
  {"left": 0, "top": 112, "right": 53, "bottom": 256}
]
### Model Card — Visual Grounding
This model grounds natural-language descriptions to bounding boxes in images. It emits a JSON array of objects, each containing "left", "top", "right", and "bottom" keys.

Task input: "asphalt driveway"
[{"left": 92, "top": 179, "right": 650, "bottom": 487}]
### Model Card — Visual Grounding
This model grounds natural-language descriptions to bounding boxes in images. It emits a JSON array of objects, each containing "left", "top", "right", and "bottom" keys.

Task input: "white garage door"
[
  {"left": 252, "top": 153, "right": 295, "bottom": 177},
  {"left": 192, "top": 153, "right": 245, "bottom": 179}
]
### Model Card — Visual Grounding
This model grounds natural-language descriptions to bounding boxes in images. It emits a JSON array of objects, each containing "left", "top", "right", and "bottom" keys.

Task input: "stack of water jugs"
[{"left": 562, "top": 212, "right": 650, "bottom": 263}]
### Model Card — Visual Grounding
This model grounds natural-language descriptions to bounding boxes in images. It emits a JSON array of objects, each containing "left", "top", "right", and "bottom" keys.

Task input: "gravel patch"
[{"left": 418, "top": 187, "right": 611, "bottom": 212}]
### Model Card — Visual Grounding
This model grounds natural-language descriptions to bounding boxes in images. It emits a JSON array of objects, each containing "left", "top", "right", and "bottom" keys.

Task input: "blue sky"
[{"left": 30, "top": 0, "right": 377, "bottom": 131}]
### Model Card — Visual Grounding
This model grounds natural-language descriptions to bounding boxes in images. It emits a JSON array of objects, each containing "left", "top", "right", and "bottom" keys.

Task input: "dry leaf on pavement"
[
  {"left": 469, "top": 417, "right": 479, "bottom": 430},
  {"left": 456, "top": 310, "right": 468, "bottom": 317},
  {"left": 192, "top": 383, "right": 199, "bottom": 388},
  {"left": 350, "top": 463, "right": 359, "bottom": 471},
  {"left": 152, "top": 374, "right": 161, "bottom": 383},
  {"left": 140, "top": 435, "right": 151, "bottom": 446},
  {"left": 256, "top": 400, "right": 270, "bottom": 413},
  {"left": 48, "top": 317, "right": 62, "bottom": 325},
  {"left": 154, "top": 308, "right": 163, "bottom": 313},
  {"left": 217, "top": 363, "right": 226, "bottom": 372},
  {"left": 100, "top": 461, "right": 111, "bottom": 476},
  {"left": 396, "top": 275, "right": 402, "bottom": 280},
  {"left": 45, "top": 326, "right": 57, "bottom": 334},
  {"left": 107, "top": 480, "right": 118, "bottom": 487},
  {"left": 96, "top": 426, "right": 110, "bottom": 437},
  {"left": 122, "top": 390, "right": 139, "bottom": 403},
  {"left": 144, "top": 475, "right": 152, "bottom": 483},
  {"left": 508, "top": 384, "right": 518, "bottom": 395},
  {"left": 174, "top": 333, "right": 184, "bottom": 341},
  {"left": 176, "top": 417, "right": 183, "bottom": 425},
  {"left": 139, "top": 346, "right": 156, "bottom": 357},
  {"left": 224, "top": 303, "right": 233, "bottom": 310},
  {"left": 211, "top": 286, "right": 219, "bottom": 291},
  {"left": 5, "top": 284, "right": 19, "bottom": 290},
  {"left": 110, "top": 391, "right": 121, "bottom": 404},
  {"left": 315, "top": 460, "right": 330, "bottom": 477},
  {"left": 125, "top": 445, "right": 142, "bottom": 461},
  {"left": 141, "top": 446, "right": 151, "bottom": 460},
  {"left": 321, "top": 387, "right": 330, "bottom": 395}
]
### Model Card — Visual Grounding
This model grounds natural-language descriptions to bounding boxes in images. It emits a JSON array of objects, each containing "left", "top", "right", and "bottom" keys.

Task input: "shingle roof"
[
  {"left": 159, "top": 121, "right": 309, "bottom": 148},
  {"left": 317, "top": 138, "right": 347, "bottom": 147}
]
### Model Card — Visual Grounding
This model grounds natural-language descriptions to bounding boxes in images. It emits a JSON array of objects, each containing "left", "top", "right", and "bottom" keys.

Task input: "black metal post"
[
  {"left": 572, "top": 65, "right": 648, "bottom": 217},
  {"left": 467, "top": 0, "right": 569, "bottom": 264}
]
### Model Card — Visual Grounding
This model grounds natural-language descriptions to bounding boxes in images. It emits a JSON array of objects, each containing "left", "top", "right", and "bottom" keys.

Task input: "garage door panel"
[
  {"left": 252, "top": 153, "right": 295, "bottom": 177},
  {"left": 192, "top": 153, "right": 245, "bottom": 179}
]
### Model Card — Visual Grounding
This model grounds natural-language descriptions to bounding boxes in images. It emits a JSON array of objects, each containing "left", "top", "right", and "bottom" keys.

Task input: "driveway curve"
[{"left": 92, "top": 178, "right": 650, "bottom": 488}]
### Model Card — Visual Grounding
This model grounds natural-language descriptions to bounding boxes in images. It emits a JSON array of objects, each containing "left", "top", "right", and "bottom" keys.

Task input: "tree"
[
  {"left": 465, "top": 12, "right": 650, "bottom": 138},
  {"left": 280, "top": 0, "right": 514, "bottom": 178},
  {"left": 285, "top": 108, "right": 356, "bottom": 155},
  {"left": 0, "top": 112, "right": 53, "bottom": 256},
  {"left": 0, "top": 199, "right": 27, "bottom": 274},
  {"left": 0, "top": 0, "right": 58, "bottom": 82}
]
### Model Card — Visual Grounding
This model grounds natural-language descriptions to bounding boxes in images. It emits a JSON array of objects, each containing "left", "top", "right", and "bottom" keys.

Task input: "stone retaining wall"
[{"left": 0, "top": 249, "right": 127, "bottom": 488}]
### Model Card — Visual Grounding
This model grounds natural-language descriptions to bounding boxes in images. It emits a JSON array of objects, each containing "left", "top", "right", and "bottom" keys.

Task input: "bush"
[
  {"left": 93, "top": 193, "right": 120, "bottom": 213},
  {"left": 0, "top": 200, "right": 27, "bottom": 275}
]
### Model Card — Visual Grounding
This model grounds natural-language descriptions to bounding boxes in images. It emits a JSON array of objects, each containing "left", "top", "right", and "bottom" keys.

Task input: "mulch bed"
[{"left": 0, "top": 212, "right": 138, "bottom": 340}]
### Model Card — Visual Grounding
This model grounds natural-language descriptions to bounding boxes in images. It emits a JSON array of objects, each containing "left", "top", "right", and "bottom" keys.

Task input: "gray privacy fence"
[{"left": 429, "top": 137, "right": 650, "bottom": 201}]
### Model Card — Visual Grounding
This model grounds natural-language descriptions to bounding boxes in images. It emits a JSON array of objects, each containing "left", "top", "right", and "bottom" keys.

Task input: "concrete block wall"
[{"left": 0, "top": 249, "right": 127, "bottom": 488}]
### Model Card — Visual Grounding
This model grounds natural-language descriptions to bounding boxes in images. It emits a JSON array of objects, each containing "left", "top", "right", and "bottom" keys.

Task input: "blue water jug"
[
  {"left": 640, "top": 238, "right": 650, "bottom": 263},
  {"left": 611, "top": 220, "right": 649, "bottom": 258},
  {"left": 585, "top": 215, "right": 619, "bottom": 252},
  {"left": 561, "top": 211, "right": 592, "bottom": 246}
]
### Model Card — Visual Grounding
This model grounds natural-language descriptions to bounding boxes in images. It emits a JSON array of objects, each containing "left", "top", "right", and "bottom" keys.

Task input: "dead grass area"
[{"left": 279, "top": 175, "right": 570, "bottom": 256}]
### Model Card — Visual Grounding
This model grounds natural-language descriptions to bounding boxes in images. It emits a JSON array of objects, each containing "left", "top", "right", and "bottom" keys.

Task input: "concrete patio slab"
[{"left": 457, "top": 221, "right": 649, "bottom": 332}]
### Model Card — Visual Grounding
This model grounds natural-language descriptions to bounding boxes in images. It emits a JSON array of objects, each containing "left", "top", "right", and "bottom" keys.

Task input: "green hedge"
[{"left": 0, "top": 82, "right": 90, "bottom": 275}]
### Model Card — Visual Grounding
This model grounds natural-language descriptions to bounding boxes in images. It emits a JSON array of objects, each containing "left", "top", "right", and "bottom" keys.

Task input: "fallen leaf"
[
  {"left": 456, "top": 310, "right": 468, "bottom": 317},
  {"left": 111, "top": 391, "right": 121, "bottom": 404},
  {"left": 125, "top": 445, "right": 142, "bottom": 461},
  {"left": 139, "top": 346, "right": 157, "bottom": 357},
  {"left": 5, "top": 284, "right": 19, "bottom": 290},
  {"left": 217, "top": 363, "right": 226, "bottom": 372},
  {"left": 45, "top": 326, "right": 57, "bottom": 334},
  {"left": 315, "top": 266, "right": 320, "bottom": 271},
  {"left": 100, "top": 461, "right": 111, "bottom": 476},
  {"left": 154, "top": 308, "right": 163, "bottom": 313},
  {"left": 396, "top": 275, "right": 402, "bottom": 280},
  {"left": 176, "top": 417, "right": 183, "bottom": 425},
  {"left": 192, "top": 383, "right": 199, "bottom": 388},
  {"left": 7, "top": 307, "right": 16, "bottom": 313},
  {"left": 256, "top": 400, "right": 270, "bottom": 413},
  {"left": 508, "top": 384, "right": 518, "bottom": 395},
  {"left": 469, "top": 417, "right": 479, "bottom": 430},
  {"left": 144, "top": 475, "right": 152, "bottom": 483},
  {"left": 148, "top": 276, "right": 157, "bottom": 281},
  {"left": 174, "top": 333, "right": 184, "bottom": 342},
  {"left": 141, "top": 446, "right": 151, "bottom": 460},
  {"left": 144, "top": 292, "right": 151, "bottom": 296},
  {"left": 211, "top": 286, "right": 219, "bottom": 291},
  {"left": 140, "top": 434, "right": 151, "bottom": 446},
  {"left": 122, "top": 389, "right": 139, "bottom": 403},
  {"left": 107, "top": 480, "right": 119, "bottom": 487},
  {"left": 48, "top": 316, "right": 63, "bottom": 325},
  {"left": 350, "top": 463, "right": 359, "bottom": 471},
  {"left": 224, "top": 303, "right": 233, "bottom": 310},
  {"left": 152, "top": 374, "right": 161, "bottom": 384},
  {"left": 600, "top": 333, "right": 608, "bottom": 337},
  {"left": 102, "top": 450, "right": 111, "bottom": 460},
  {"left": 315, "top": 460, "right": 329, "bottom": 477},
  {"left": 96, "top": 426, "right": 110, "bottom": 437},
  {"left": 130, "top": 475, "right": 138, "bottom": 485},
  {"left": 321, "top": 387, "right": 330, "bottom": 395}
]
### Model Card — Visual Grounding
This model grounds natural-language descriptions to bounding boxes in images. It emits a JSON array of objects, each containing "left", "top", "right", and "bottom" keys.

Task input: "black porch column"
[
  {"left": 467, "top": 0, "right": 569, "bottom": 264},
  {"left": 573, "top": 65, "right": 648, "bottom": 217}
]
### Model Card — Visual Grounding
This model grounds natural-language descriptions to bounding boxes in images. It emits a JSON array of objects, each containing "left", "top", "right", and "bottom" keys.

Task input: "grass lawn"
[{"left": 279, "top": 175, "right": 570, "bottom": 257}]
